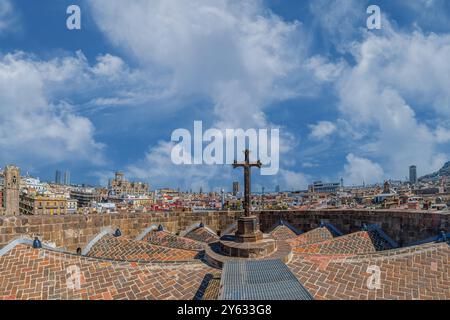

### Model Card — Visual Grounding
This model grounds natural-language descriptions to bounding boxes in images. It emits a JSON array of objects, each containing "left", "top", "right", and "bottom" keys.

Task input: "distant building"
[
  {"left": 383, "top": 181, "right": 392, "bottom": 194},
  {"left": 414, "top": 187, "right": 440, "bottom": 196},
  {"left": 309, "top": 181, "right": 340, "bottom": 193},
  {"left": 109, "top": 171, "right": 149, "bottom": 196},
  {"left": 3, "top": 165, "right": 20, "bottom": 215},
  {"left": 409, "top": 165, "right": 417, "bottom": 185},
  {"left": 63, "top": 171, "right": 71, "bottom": 186},
  {"left": 22, "top": 176, "right": 46, "bottom": 193},
  {"left": 92, "top": 202, "right": 116, "bottom": 214},
  {"left": 126, "top": 196, "right": 153, "bottom": 209},
  {"left": 275, "top": 185, "right": 280, "bottom": 193},
  {"left": 19, "top": 192, "right": 68, "bottom": 215},
  {"left": 233, "top": 182, "right": 239, "bottom": 196},
  {"left": 70, "top": 188, "right": 99, "bottom": 208},
  {"left": 66, "top": 199, "right": 78, "bottom": 214},
  {"left": 55, "top": 170, "right": 62, "bottom": 185}
]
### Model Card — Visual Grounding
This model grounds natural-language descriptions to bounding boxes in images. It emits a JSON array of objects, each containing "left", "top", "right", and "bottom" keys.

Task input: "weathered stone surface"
[{"left": 0, "top": 210, "right": 448, "bottom": 252}]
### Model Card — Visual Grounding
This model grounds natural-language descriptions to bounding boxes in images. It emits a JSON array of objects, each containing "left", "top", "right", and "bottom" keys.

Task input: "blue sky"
[{"left": 1, "top": 0, "right": 449, "bottom": 191}]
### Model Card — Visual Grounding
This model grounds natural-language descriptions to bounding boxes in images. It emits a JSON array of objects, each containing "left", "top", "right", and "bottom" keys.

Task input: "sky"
[{"left": 0, "top": 0, "right": 449, "bottom": 192}]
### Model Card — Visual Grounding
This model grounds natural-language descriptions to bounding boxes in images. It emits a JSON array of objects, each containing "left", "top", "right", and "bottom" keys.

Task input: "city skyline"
[
  {"left": 2, "top": 161, "right": 447, "bottom": 194},
  {"left": 1, "top": 0, "right": 450, "bottom": 191},
  {"left": 1, "top": 0, "right": 450, "bottom": 305}
]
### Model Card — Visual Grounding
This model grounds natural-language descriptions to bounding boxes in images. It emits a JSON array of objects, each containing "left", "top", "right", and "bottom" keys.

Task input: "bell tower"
[{"left": 4, "top": 165, "right": 20, "bottom": 215}]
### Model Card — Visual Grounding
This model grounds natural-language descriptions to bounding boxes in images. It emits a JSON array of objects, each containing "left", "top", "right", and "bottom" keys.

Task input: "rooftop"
[{"left": 0, "top": 216, "right": 448, "bottom": 300}]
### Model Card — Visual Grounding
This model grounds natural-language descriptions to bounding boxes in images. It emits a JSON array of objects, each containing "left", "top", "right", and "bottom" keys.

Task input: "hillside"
[{"left": 420, "top": 161, "right": 450, "bottom": 181}]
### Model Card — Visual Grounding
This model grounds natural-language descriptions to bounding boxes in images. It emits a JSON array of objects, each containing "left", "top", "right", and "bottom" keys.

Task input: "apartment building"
[{"left": 19, "top": 191, "right": 68, "bottom": 215}]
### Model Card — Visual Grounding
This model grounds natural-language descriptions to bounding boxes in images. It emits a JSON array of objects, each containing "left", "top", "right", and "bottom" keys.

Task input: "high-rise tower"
[
  {"left": 55, "top": 170, "right": 62, "bottom": 184},
  {"left": 409, "top": 165, "right": 417, "bottom": 185},
  {"left": 63, "top": 170, "right": 71, "bottom": 185},
  {"left": 232, "top": 181, "right": 239, "bottom": 196}
]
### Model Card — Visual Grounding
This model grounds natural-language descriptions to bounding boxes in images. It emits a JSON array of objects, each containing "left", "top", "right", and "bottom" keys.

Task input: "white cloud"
[
  {"left": 435, "top": 127, "right": 450, "bottom": 143},
  {"left": 333, "top": 29, "right": 450, "bottom": 179},
  {"left": 82, "top": 0, "right": 450, "bottom": 187},
  {"left": 404, "top": 0, "right": 450, "bottom": 30},
  {"left": 32, "top": 50, "right": 147, "bottom": 103},
  {"left": 308, "top": 121, "right": 337, "bottom": 140},
  {"left": 0, "top": 0, "right": 17, "bottom": 35},
  {"left": 309, "top": 0, "right": 367, "bottom": 52},
  {"left": 91, "top": 54, "right": 126, "bottom": 78},
  {"left": 0, "top": 52, "right": 110, "bottom": 167},
  {"left": 278, "top": 169, "right": 310, "bottom": 190},
  {"left": 126, "top": 141, "right": 228, "bottom": 191},
  {"left": 343, "top": 154, "right": 384, "bottom": 186},
  {"left": 302, "top": 162, "right": 318, "bottom": 169},
  {"left": 350, "top": 32, "right": 450, "bottom": 117},
  {"left": 88, "top": 0, "right": 305, "bottom": 129},
  {"left": 305, "top": 56, "right": 346, "bottom": 83},
  {"left": 88, "top": 0, "right": 314, "bottom": 185}
]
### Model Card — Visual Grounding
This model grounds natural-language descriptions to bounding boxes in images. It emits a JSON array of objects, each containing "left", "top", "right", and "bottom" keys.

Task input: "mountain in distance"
[{"left": 419, "top": 161, "right": 450, "bottom": 181}]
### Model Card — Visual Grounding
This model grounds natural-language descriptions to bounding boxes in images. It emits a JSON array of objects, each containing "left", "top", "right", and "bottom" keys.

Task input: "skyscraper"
[
  {"left": 63, "top": 171, "right": 71, "bottom": 186},
  {"left": 409, "top": 165, "right": 417, "bottom": 185},
  {"left": 232, "top": 182, "right": 239, "bottom": 196},
  {"left": 55, "top": 170, "right": 62, "bottom": 185},
  {"left": 221, "top": 189, "right": 225, "bottom": 209}
]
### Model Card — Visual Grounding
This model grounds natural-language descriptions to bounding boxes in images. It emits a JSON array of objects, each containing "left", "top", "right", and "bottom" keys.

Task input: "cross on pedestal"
[
  {"left": 232, "top": 149, "right": 263, "bottom": 243},
  {"left": 233, "top": 149, "right": 262, "bottom": 217}
]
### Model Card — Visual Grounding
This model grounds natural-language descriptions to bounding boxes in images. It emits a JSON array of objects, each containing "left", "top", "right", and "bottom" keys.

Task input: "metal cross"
[{"left": 233, "top": 149, "right": 262, "bottom": 217}]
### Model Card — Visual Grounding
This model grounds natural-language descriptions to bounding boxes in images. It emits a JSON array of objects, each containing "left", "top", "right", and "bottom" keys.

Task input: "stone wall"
[
  {"left": 0, "top": 210, "right": 448, "bottom": 251},
  {"left": 0, "top": 211, "right": 240, "bottom": 252},
  {"left": 257, "top": 210, "right": 450, "bottom": 246}
]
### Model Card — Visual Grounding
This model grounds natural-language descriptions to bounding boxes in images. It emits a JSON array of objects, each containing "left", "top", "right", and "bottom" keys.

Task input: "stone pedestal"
[
  {"left": 235, "top": 216, "right": 263, "bottom": 243},
  {"left": 220, "top": 236, "right": 276, "bottom": 258}
]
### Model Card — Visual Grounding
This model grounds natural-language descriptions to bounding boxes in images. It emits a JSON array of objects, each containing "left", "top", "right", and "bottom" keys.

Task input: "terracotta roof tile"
[
  {"left": 0, "top": 244, "right": 219, "bottom": 300},
  {"left": 270, "top": 225, "right": 298, "bottom": 241},
  {"left": 287, "top": 227, "right": 334, "bottom": 247},
  {"left": 86, "top": 235, "right": 200, "bottom": 262},
  {"left": 184, "top": 227, "right": 219, "bottom": 244},
  {"left": 288, "top": 242, "right": 450, "bottom": 300},
  {"left": 143, "top": 230, "right": 205, "bottom": 251}
]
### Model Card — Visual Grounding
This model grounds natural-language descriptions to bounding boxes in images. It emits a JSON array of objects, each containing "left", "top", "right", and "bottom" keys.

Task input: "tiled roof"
[
  {"left": 0, "top": 225, "right": 448, "bottom": 300},
  {"left": 287, "top": 227, "right": 334, "bottom": 247},
  {"left": 0, "top": 244, "right": 218, "bottom": 300},
  {"left": 85, "top": 235, "right": 200, "bottom": 263},
  {"left": 270, "top": 225, "right": 299, "bottom": 241},
  {"left": 288, "top": 242, "right": 450, "bottom": 300},
  {"left": 196, "top": 274, "right": 222, "bottom": 300},
  {"left": 143, "top": 230, "right": 205, "bottom": 251},
  {"left": 184, "top": 227, "right": 219, "bottom": 244},
  {"left": 292, "top": 231, "right": 393, "bottom": 255}
]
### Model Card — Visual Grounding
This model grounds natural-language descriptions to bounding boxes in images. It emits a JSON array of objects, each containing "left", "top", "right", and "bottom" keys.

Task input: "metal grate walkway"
[{"left": 219, "top": 259, "right": 314, "bottom": 300}]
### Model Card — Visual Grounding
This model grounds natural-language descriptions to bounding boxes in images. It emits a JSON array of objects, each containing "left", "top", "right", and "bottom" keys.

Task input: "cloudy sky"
[{"left": 0, "top": 0, "right": 449, "bottom": 191}]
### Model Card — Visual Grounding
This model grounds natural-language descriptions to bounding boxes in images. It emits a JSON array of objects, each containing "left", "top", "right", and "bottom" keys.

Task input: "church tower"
[{"left": 4, "top": 165, "right": 20, "bottom": 215}]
